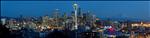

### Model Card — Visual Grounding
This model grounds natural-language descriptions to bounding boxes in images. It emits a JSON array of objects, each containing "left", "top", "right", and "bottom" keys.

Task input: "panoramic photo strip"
[{"left": 1, "top": 1, "right": 150, "bottom": 38}]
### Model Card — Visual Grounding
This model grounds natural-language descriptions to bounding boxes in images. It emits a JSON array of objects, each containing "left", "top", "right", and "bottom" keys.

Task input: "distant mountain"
[
  {"left": 1, "top": 16, "right": 17, "bottom": 20},
  {"left": 99, "top": 16, "right": 150, "bottom": 22}
]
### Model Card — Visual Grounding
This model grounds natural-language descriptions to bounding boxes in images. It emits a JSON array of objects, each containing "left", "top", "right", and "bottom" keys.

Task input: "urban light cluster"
[
  {"left": 1, "top": 3, "right": 150, "bottom": 38},
  {"left": 131, "top": 22, "right": 150, "bottom": 27}
]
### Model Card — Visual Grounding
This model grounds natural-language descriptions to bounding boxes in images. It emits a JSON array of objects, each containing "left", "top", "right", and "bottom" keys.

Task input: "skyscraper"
[
  {"left": 73, "top": 3, "right": 78, "bottom": 30},
  {"left": 1, "top": 18, "right": 6, "bottom": 25},
  {"left": 42, "top": 15, "right": 49, "bottom": 26},
  {"left": 78, "top": 8, "right": 82, "bottom": 17},
  {"left": 52, "top": 9, "right": 60, "bottom": 27}
]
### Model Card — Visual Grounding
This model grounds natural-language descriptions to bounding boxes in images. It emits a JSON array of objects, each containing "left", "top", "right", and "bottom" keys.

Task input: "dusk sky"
[{"left": 1, "top": 1, "right": 150, "bottom": 20}]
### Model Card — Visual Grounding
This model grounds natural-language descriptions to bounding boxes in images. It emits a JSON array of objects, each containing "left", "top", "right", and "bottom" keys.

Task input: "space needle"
[
  {"left": 73, "top": 3, "right": 79, "bottom": 38},
  {"left": 73, "top": 3, "right": 78, "bottom": 30}
]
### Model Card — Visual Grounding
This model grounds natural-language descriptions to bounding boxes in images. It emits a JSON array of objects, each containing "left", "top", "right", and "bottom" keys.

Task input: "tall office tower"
[
  {"left": 63, "top": 12, "right": 67, "bottom": 26},
  {"left": 71, "top": 11, "right": 75, "bottom": 20},
  {"left": 77, "top": 8, "right": 83, "bottom": 26},
  {"left": 42, "top": 15, "right": 49, "bottom": 26},
  {"left": 82, "top": 13, "right": 86, "bottom": 24},
  {"left": 52, "top": 9, "right": 60, "bottom": 26},
  {"left": 1, "top": 18, "right": 6, "bottom": 25},
  {"left": 52, "top": 9, "right": 60, "bottom": 18},
  {"left": 63, "top": 12, "right": 67, "bottom": 20},
  {"left": 85, "top": 11, "right": 93, "bottom": 29},
  {"left": 87, "top": 11, "right": 93, "bottom": 22},
  {"left": 92, "top": 15, "right": 97, "bottom": 28},
  {"left": 71, "top": 11, "right": 75, "bottom": 30},
  {"left": 73, "top": 3, "right": 78, "bottom": 30},
  {"left": 78, "top": 8, "right": 82, "bottom": 17}
]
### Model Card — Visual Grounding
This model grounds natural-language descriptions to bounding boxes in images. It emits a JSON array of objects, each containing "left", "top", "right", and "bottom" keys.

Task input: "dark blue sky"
[{"left": 1, "top": 1, "right": 150, "bottom": 19}]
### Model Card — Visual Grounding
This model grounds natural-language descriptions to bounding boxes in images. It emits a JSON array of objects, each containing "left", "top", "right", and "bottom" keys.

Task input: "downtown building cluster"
[{"left": 1, "top": 3, "right": 150, "bottom": 38}]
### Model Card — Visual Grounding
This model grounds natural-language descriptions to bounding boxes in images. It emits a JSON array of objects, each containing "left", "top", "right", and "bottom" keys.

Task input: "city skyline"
[
  {"left": 1, "top": 1, "right": 150, "bottom": 38},
  {"left": 1, "top": 1, "right": 150, "bottom": 20}
]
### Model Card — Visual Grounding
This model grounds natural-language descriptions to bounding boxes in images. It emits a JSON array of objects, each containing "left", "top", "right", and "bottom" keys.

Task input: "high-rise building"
[
  {"left": 1, "top": 18, "right": 6, "bottom": 25},
  {"left": 42, "top": 15, "right": 49, "bottom": 26},
  {"left": 78, "top": 8, "right": 82, "bottom": 17},
  {"left": 73, "top": 3, "right": 78, "bottom": 30},
  {"left": 52, "top": 9, "right": 60, "bottom": 27},
  {"left": 63, "top": 12, "right": 67, "bottom": 27}
]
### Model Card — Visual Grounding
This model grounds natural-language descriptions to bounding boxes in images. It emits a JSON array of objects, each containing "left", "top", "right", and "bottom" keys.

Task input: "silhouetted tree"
[
  {"left": 0, "top": 24, "right": 10, "bottom": 38},
  {"left": 46, "top": 29, "right": 69, "bottom": 38}
]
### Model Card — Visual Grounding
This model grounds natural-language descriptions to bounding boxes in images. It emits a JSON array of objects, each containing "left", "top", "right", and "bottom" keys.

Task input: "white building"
[{"left": 1, "top": 18, "right": 6, "bottom": 25}]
